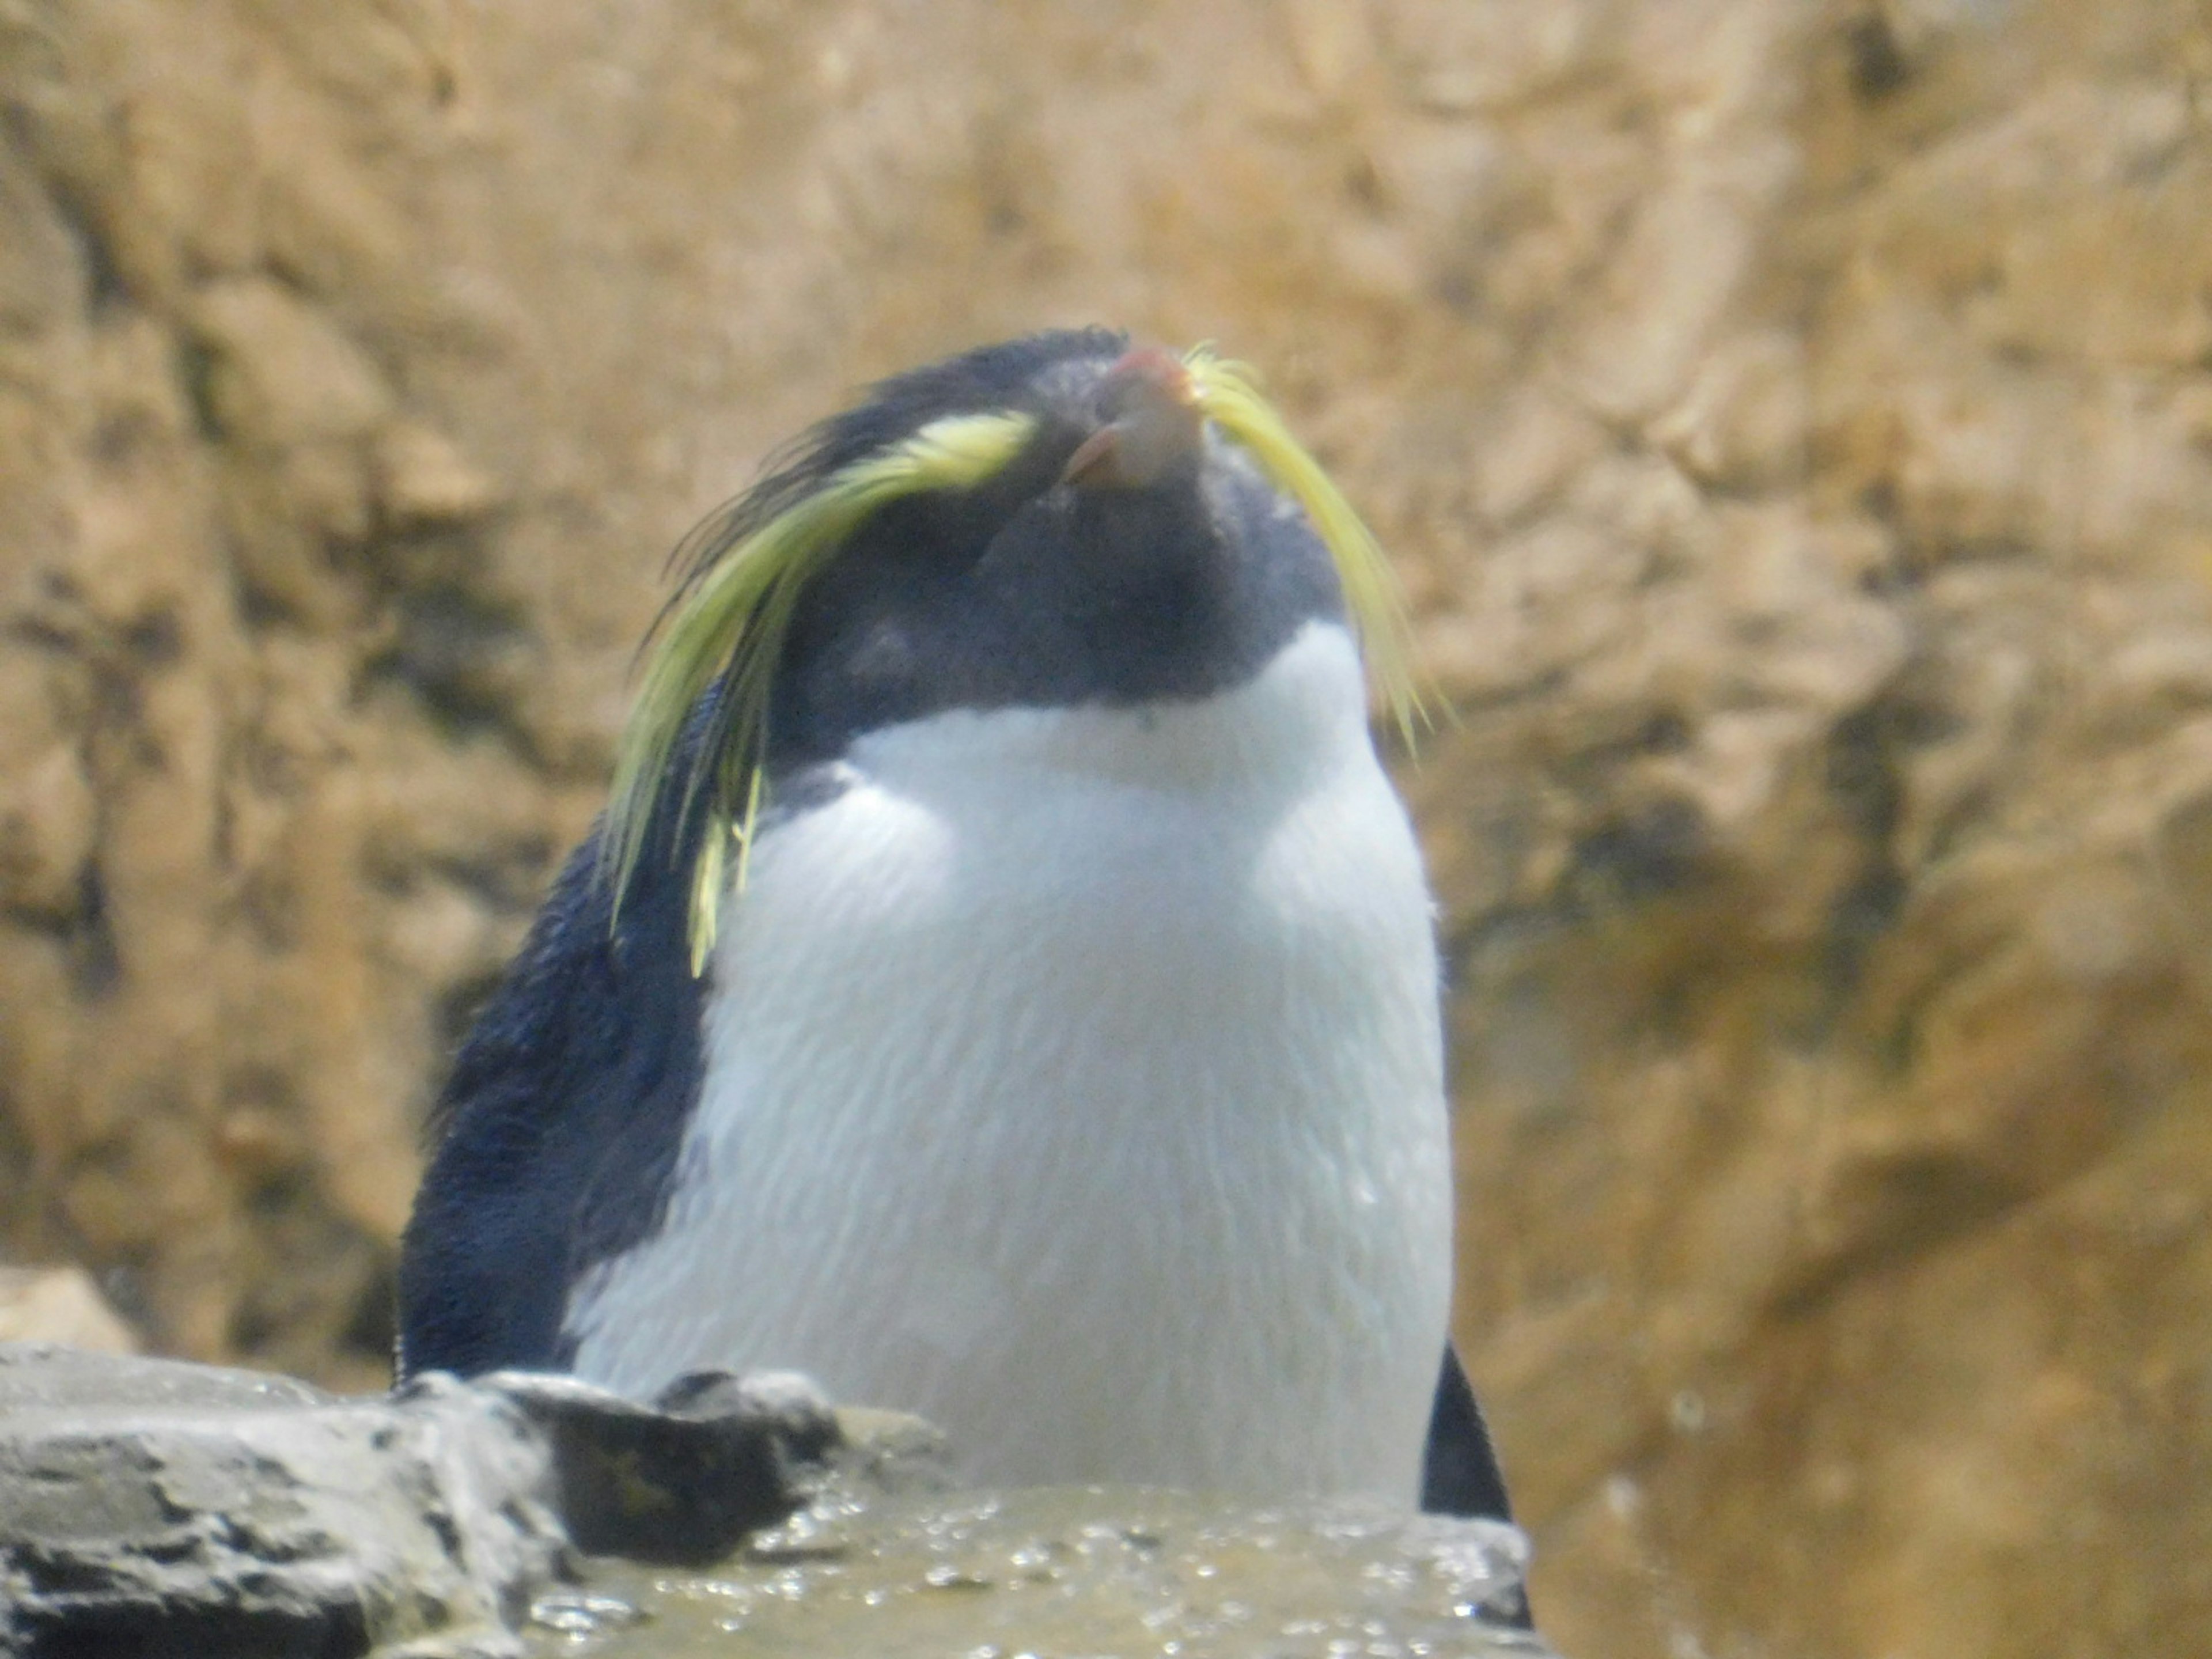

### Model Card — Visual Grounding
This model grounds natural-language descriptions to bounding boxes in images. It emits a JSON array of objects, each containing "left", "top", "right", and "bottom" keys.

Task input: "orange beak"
[{"left": 1061, "top": 348, "right": 1206, "bottom": 490}]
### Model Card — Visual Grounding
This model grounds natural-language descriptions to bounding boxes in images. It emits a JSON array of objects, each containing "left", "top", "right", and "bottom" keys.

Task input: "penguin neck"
[{"left": 829, "top": 613, "right": 1373, "bottom": 797}]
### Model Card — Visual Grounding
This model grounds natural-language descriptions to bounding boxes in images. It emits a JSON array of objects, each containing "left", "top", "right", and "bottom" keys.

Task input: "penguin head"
[{"left": 605, "top": 329, "right": 1426, "bottom": 966}]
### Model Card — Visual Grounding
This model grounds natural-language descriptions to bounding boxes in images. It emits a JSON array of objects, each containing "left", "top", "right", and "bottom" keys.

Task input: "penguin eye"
[{"left": 603, "top": 409, "right": 1038, "bottom": 968}]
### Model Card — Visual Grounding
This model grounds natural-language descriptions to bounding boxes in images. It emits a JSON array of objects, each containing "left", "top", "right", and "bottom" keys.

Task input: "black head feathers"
[{"left": 604, "top": 330, "right": 1425, "bottom": 968}]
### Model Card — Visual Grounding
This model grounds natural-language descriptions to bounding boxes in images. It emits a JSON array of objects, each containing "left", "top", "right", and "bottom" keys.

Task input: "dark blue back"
[{"left": 397, "top": 811, "right": 706, "bottom": 1378}]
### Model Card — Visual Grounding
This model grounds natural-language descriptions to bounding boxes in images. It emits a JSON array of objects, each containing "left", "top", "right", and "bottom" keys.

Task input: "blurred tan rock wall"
[{"left": 3, "top": 1, "right": 2209, "bottom": 1654}]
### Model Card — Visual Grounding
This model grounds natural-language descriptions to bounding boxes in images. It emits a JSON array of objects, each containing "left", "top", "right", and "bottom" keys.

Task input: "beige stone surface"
[
  {"left": 0, "top": 1264, "right": 136, "bottom": 1351},
  {"left": 2, "top": 1, "right": 2209, "bottom": 1653}
]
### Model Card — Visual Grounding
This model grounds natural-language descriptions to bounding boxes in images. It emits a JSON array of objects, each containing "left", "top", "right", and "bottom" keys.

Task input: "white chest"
[{"left": 564, "top": 624, "right": 1453, "bottom": 1503}]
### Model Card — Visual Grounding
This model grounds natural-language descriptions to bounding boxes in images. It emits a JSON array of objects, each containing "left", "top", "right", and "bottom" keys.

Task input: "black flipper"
[
  {"left": 1422, "top": 1344, "right": 1533, "bottom": 1628},
  {"left": 1420, "top": 1344, "right": 1513, "bottom": 1521},
  {"left": 396, "top": 809, "right": 707, "bottom": 1381}
]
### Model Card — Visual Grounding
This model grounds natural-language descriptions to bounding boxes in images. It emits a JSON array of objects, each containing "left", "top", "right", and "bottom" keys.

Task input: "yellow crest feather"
[
  {"left": 1181, "top": 346, "right": 1430, "bottom": 747},
  {"left": 603, "top": 410, "right": 1037, "bottom": 967}
]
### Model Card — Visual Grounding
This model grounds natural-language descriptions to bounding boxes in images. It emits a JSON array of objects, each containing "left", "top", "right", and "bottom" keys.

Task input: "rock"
[
  {"left": 0, "top": 1267, "right": 137, "bottom": 1354},
  {"left": 827, "top": 1406, "right": 957, "bottom": 1497},
  {"left": 474, "top": 1368, "right": 838, "bottom": 1564},
  {"left": 0, "top": 1344, "right": 569, "bottom": 1658},
  {"left": 371, "top": 423, "right": 502, "bottom": 530},
  {"left": 0, "top": 1346, "right": 1534, "bottom": 1659},
  {"left": 0, "top": 748, "right": 94, "bottom": 926},
  {"left": 0, "top": 1347, "right": 922, "bottom": 1655},
  {"left": 538, "top": 1487, "right": 1544, "bottom": 1659}
]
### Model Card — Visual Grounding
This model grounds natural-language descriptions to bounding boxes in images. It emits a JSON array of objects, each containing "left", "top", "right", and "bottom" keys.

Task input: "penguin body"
[{"left": 399, "top": 329, "right": 1512, "bottom": 1520}]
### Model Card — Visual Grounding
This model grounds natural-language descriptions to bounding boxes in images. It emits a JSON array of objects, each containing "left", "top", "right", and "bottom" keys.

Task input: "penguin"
[{"left": 397, "top": 329, "right": 1513, "bottom": 1522}]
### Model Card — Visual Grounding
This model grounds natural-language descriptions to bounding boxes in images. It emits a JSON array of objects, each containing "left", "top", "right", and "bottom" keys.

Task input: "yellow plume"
[
  {"left": 604, "top": 410, "right": 1038, "bottom": 968},
  {"left": 1181, "top": 346, "right": 1431, "bottom": 747}
]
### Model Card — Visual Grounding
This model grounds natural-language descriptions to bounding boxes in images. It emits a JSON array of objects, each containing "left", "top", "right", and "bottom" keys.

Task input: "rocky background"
[{"left": 1, "top": 1, "right": 2207, "bottom": 1654}]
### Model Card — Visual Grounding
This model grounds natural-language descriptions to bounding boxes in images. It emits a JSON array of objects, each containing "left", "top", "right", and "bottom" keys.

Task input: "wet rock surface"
[
  {"left": 528, "top": 1489, "right": 1544, "bottom": 1659},
  {"left": 0, "top": 1344, "right": 1535, "bottom": 1659}
]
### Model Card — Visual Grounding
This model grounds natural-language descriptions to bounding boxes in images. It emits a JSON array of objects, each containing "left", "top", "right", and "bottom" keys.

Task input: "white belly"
[{"left": 564, "top": 622, "right": 1453, "bottom": 1503}]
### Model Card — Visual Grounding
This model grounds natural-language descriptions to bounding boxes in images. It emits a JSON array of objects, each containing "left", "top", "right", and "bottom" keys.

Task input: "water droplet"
[
  {"left": 529, "top": 1592, "right": 647, "bottom": 1636},
  {"left": 923, "top": 1562, "right": 994, "bottom": 1591}
]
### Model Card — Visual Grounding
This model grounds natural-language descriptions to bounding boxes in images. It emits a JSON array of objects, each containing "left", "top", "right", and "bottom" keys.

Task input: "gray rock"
[
  {"left": 823, "top": 1405, "right": 956, "bottom": 1497},
  {"left": 472, "top": 1368, "right": 838, "bottom": 1564},
  {"left": 0, "top": 1343, "right": 569, "bottom": 1658},
  {"left": 0, "top": 1346, "right": 949, "bottom": 1657}
]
